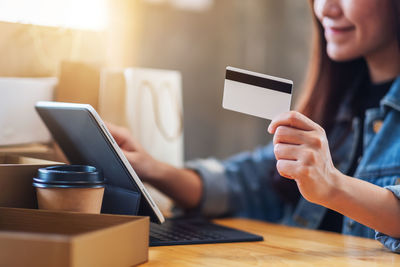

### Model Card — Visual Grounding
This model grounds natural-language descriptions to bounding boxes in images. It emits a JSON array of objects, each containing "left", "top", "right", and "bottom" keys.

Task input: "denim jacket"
[{"left": 186, "top": 76, "right": 400, "bottom": 253}]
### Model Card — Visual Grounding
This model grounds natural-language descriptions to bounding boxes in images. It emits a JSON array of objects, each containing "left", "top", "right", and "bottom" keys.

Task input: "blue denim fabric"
[{"left": 186, "top": 76, "right": 400, "bottom": 253}]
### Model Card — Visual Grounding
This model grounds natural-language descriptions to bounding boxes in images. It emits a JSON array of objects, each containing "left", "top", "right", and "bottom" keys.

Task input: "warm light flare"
[{"left": 0, "top": 0, "right": 108, "bottom": 30}]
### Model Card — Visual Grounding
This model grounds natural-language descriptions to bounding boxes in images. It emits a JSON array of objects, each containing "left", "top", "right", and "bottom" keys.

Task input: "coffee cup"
[{"left": 33, "top": 165, "right": 105, "bottom": 214}]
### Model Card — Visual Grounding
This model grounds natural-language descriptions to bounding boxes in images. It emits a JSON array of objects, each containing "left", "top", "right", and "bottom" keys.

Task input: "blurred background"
[{"left": 0, "top": 0, "right": 312, "bottom": 161}]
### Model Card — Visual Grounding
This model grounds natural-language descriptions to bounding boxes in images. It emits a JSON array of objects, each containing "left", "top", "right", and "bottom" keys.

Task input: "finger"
[
  {"left": 104, "top": 122, "right": 125, "bottom": 137},
  {"left": 268, "top": 111, "right": 317, "bottom": 134},
  {"left": 108, "top": 125, "right": 145, "bottom": 153},
  {"left": 123, "top": 150, "right": 138, "bottom": 163},
  {"left": 273, "top": 126, "right": 310, "bottom": 145},
  {"left": 274, "top": 143, "right": 301, "bottom": 161},
  {"left": 123, "top": 151, "right": 144, "bottom": 173},
  {"left": 104, "top": 122, "right": 132, "bottom": 147},
  {"left": 276, "top": 160, "right": 299, "bottom": 180}
]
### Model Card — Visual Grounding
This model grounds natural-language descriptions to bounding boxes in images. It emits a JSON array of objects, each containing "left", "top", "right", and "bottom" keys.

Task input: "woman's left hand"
[{"left": 268, "top": 111, "right": 341, "bottom": 205}]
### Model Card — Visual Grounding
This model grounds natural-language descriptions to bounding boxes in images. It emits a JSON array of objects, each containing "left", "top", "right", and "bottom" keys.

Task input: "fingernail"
[{"left": 267, "top": 123, "right": 272, "bottom": 134}]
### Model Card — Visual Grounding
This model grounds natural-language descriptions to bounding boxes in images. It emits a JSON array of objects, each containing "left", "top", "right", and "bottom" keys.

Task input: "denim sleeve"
[
  {"left": 375, "top": 185, "right": 400, "bottom": 253},
  {"left": 185, "top": 142, "right": 286, "bottom": 221}
]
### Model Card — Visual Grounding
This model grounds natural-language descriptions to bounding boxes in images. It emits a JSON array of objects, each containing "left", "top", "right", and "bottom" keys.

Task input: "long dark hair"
[
  {"left": 296, "top": 0, "right": 400, "bottom": 132},
  {"left": 272, "top": 0, "right": 400, "bottom": 204}
]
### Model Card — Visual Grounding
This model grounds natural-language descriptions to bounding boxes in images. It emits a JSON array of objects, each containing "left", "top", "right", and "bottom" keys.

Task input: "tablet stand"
[{"left": 101, "top": 184, "right": 141, "bottom": 215}]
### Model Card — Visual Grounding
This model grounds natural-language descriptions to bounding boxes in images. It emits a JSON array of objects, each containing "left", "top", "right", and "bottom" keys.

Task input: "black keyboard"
[{"left": 150, "top": 218, "right": 263, "bottom": 246}]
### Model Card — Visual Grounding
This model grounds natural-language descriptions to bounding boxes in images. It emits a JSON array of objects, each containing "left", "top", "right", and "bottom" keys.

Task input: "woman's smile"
[{"left": 324, "top": 24, "right": 355, "bottom": 42}]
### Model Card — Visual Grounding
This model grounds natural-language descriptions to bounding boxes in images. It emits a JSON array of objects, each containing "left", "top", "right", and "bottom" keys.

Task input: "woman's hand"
[
  {"left": 105, "top": 122, "right": 203, "bottom": 208},
  {"left": 267, "top": 111, "right": 341, "bottom": 206},
  {"left": 268, "top": 111, "right": 400, "bottom": 238},
  {"left": 105, "top": 122, "right": 164, "bottom": 182}
]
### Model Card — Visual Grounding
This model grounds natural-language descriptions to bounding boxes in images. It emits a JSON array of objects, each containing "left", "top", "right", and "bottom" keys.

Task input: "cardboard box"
[
  {"left": 0, "top": 207, "right": 149, "bottom": 267},
  {"left": 0, "top": 143, "right": 62, "bottom": 162},
  {"left": 0, "top": 155, "right": 63, "bottom": 209}
]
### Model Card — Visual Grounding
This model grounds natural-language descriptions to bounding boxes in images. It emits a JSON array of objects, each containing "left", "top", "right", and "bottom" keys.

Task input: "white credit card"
[{"left": 222, "top": 66, "right": 293, "bottom": 120}]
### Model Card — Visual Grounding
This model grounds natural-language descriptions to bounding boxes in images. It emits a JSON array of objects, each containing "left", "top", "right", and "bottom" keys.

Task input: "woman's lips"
[
  {"left": 324, "top": 25, "right": 355, "bottom": 41},
  {"left": 327, "top": 26, "right": 355, "bottom": 34}
]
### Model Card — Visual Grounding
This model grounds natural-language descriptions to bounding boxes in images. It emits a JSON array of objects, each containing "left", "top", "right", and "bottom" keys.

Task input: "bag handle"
[{"left": 136, "top": 80, "right": 183, "bottom": 142}]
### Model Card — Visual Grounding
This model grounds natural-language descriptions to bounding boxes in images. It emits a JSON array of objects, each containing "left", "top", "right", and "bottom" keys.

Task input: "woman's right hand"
[
  {"left": 105, "top": 122, "right": 163, "bottom": 182},
  {"left": 106, "top": 122, "right": 203, "bottom": 209}
]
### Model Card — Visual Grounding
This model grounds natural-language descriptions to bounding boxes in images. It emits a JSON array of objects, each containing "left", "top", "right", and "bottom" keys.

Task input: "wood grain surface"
[{"left": 144, "top": 218, "right": 400, "bottom": 266}]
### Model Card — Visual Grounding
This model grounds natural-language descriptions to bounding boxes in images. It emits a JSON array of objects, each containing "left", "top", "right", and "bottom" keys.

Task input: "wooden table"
[{"left": 144, "top": 218, "right": 400, "bottom": 266}]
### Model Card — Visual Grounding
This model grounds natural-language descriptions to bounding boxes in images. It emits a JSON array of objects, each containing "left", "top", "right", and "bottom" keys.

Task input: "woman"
[{"left": 108, "top": 0, "right": 400, "bottom": 252}]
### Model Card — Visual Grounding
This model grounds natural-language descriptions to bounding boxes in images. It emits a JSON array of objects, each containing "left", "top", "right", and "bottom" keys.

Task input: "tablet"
[{"left": 35, "top": 101, "right": 165, "bottom": 223}]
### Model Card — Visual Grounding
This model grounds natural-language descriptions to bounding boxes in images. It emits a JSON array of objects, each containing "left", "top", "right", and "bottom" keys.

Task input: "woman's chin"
[{"left": 326, "top": 45, "right": 361, "bottom": 62}]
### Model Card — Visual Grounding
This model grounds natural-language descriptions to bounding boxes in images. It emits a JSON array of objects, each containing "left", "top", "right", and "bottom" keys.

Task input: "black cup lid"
[{"left": 34, "top": 165, "right": 105, "bottom": 186}]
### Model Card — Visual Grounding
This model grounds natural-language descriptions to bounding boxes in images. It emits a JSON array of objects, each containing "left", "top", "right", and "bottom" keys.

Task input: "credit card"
[{"left": 222, "top": 66, "right": 293, "bottom": 120}]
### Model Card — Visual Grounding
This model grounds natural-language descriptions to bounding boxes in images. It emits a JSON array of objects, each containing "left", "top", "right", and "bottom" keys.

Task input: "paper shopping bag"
[{"left": 99, "top": 67, "right": 184, "bottom": 214}]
